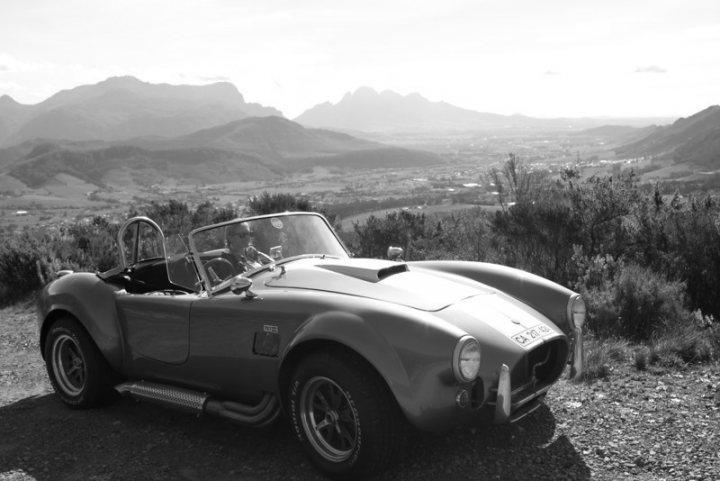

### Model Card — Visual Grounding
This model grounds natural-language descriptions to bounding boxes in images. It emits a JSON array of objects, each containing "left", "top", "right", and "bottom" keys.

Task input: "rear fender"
[{"left": 38, "top": 273, "right": 124, "bottom": 372}]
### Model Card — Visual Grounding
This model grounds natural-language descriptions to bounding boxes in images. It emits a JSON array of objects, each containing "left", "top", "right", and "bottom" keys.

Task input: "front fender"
[
  {"left": 37, "top": 272, "right": 124, "bottom": 372},
  {"left": 284, "top": 310, "right": 411, "bottom": 388},
  {"left": 280, "top": 298, "right": 466, "bottom": 430},
  {"left": 411, "top": 260, "right": 577, "bottom": 336}
]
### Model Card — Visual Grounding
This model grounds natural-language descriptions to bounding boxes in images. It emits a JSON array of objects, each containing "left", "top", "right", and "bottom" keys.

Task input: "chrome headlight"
[
  {"left": 453, "top": 336, "right": 481, "bottom": 383},
  {"left": 567, "top": 295, "right": 586, "bottom": 330}
]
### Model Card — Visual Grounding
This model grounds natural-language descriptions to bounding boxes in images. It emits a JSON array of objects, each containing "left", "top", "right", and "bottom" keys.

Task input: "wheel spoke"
[
  {"left": 325, "top": 424, "right": 338, "bottom": 446},
  {"left": 327, "top": 384, "right": 342, "bottom": 410},
  {"left": 313, "top": 392, "right": 331, "bottom": 412},
  {"left": 68, "top": 345, "right": 81, "bottom": 360},
  {"left": 73, "top": 368, "right": 85, "bottom": 385},
  {"left": 315, "top": 418, "right": 331, "bottom": 432},
  {"left": 337, "top": 425, "right": 355, "bottom": 450}
]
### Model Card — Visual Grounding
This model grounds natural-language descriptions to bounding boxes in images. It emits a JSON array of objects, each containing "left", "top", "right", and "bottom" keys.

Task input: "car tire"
[
  {"left": 44, "top": 317, "right": 117, "bottom": 409},
  {"left": 289, "top": 349, "right": 407, "bottom": 478}
]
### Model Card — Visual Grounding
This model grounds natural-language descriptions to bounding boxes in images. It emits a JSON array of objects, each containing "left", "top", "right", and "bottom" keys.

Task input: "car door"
[{"left": 113, "top": 217, "right": 194, "bottom": 379}]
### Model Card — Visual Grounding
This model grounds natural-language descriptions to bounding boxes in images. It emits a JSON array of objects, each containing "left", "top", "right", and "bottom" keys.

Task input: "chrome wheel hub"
[
  {"left": 51, "top": 334, "right": 85, "bottom": 396},
  {"left": 299, "top": 376, "right": 358, "bottom": 462}
]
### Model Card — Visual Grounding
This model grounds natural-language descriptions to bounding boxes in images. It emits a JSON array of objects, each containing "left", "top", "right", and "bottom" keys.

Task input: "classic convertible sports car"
[{"left": 38, "top": 211, "right": 585, "bottom": 477}]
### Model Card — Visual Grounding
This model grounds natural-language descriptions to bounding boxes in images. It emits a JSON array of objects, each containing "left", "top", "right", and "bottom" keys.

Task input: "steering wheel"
[{"left": 204, "top": 257, "right": 236, "bottom": 284}]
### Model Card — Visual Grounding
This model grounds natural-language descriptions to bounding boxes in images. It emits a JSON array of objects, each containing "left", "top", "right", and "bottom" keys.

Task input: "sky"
[{"left": 1, "top": 0, "right": 719, "bottom": 119}]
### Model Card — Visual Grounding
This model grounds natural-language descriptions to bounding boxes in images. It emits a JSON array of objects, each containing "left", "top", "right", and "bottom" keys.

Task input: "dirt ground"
[{"left": 1, "top": 299, "right": 719, "bottom": 481}]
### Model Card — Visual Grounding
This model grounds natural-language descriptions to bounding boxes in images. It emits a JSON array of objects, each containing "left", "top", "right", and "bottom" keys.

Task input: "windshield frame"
[{"left": 185, "top": 211, "right": 349, "bottom": 296}]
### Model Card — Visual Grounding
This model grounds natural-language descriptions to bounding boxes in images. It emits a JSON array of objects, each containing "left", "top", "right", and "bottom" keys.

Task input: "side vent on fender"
[{"left": 253, "top": 325, "right": 280, "bottom": 357}]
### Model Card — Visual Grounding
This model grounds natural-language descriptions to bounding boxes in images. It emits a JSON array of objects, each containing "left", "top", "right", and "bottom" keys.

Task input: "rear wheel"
[
  {"left": 288, "top": 350, "right": 407, "bottom": 478},
  {"left": 44, "top": 317, "right": 117, "bottom": 408}
]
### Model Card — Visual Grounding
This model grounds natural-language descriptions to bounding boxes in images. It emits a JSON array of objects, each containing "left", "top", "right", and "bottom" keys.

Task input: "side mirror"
[
  {"left": 387, "top": 246, "right": 404, "bottom": 261},
  {"left": 230, "top": 276, "right": 257, "bottom": 299}
]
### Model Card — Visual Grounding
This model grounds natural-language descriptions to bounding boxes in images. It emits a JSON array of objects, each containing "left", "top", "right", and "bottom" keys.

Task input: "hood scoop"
[{"left": 319, "top": 263, "right": 409, "bottom": 283}]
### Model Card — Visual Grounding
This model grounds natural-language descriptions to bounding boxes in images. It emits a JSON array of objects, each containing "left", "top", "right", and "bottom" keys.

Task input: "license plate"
[{"left": 512, "top": 324, "right": 553, "bottom": 347}]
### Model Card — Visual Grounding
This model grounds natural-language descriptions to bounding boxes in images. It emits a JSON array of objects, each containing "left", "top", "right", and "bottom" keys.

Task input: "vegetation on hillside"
[{"left": 2, "top": 160, "right": 719, "bottom": 379}]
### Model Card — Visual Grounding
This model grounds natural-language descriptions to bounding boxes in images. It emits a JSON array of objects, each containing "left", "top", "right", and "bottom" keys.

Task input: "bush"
[
  {"left": 648, "top": 310, "right": 719, "bottom": 366},
  {"left": 0, "top": 232, "right": 50, "bottom": 306},
  {"left": 580, "top": 336, "right": 632, "bottom": 382},
  {"left": 581, "top": 262, "right": 690, "bottom": 341},
  {"left": 349, "top": 210, "right": 428, "bottom": 260}
]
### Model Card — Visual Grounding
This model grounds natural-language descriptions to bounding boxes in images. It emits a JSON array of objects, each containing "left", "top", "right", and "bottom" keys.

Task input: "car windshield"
[{"left": 172, "top": 213, "right": 348, "bottom": 292}]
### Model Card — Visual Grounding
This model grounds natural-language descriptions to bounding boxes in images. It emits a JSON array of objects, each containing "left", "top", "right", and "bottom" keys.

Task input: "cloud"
[{"left": 635, "top": 65, "right": 667, "bottom": 74}]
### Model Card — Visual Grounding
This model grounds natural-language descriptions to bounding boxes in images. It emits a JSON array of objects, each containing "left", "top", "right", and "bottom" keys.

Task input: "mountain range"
[
  {"left": 0, "top": 76, "right": 280, "bottom": 146},
  {"left": 1, "top": 76, "right": 718, "bottom": 191},
  {"left": 0, "top": 78, "right": 444, "bottom": 188},
  {"left": 1, "top": 78, "right": 678, "bottom": 149},
  {"left": 293, "top": 87, "right": 675, "bottom": 133}
]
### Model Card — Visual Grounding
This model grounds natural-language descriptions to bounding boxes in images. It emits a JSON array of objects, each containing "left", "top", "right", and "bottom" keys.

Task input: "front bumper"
[
  {"left": 489, "top": 363, "right": 552, "bottom": 423},
  {"left": 570, "top": 326, "right": 584, "bottom": 380}
]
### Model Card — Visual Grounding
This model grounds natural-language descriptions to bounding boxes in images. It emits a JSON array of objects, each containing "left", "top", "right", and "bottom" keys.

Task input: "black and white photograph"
[{"left": 1, "top": 1, "right": 719, "bottom": 480}]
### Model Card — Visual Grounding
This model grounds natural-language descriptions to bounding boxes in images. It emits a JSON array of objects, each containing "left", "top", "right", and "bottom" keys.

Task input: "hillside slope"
[
  {"left": 2, "top": 117, "right": 440, "bottom": 188},
  {"left": 616, "top": 105, "right": 720, "bottom": 166}
]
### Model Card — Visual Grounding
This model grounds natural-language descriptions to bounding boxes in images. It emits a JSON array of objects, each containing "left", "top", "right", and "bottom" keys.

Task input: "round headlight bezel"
[
  {"left": 567, "top": 294, "right": 586, "bottom": 330},
  {"left": 452, "top": 336, "right": 481, "bottom": 383}
]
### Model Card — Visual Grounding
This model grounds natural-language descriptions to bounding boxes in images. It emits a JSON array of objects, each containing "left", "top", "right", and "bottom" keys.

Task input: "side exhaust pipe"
[{"left": 115, "top": 381, "right": 280, "bottom": 427}]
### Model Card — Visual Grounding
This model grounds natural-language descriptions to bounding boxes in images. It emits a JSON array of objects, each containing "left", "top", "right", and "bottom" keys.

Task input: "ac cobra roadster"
[{"left": 38, "top": 211, "right": 585, "bottom": 477}]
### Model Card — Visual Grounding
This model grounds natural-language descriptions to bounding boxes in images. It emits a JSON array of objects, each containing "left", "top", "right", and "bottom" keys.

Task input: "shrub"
[
  {"left": 633, "top": 346, "right": 650, "bottom": 371},
  {"left": 0, "top": 232, "right": 49, "bottom": 306},
  {"left": 580, "top": 262, "right": 691, "bottom": 341},
  {"left": 350, "top": 210, "right": 427, "bottom": 260},
  {"left": 649, "top": 310, "right": 718, "bottom": 366},
  {"left": 580, "top": 336, "right": 632, "bottom": 382}
]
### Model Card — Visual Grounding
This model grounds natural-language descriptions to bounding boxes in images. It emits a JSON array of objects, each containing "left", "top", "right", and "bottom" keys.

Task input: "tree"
[{"left": 247, "top": 192, "right": 312, "bottom": 215}]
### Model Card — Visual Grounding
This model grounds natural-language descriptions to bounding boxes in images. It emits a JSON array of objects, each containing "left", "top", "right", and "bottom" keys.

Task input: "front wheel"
[
  {"left": 44, "top": 317, "right": 117, "bottom": 408},
  {"left": 289, "top": 350, "right": 407, "bottom": 478}
]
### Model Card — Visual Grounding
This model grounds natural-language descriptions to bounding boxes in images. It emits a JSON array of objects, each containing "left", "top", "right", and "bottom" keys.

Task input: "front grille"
[{"left": 510, "top": 338, "right": 568, "bottom": 390}]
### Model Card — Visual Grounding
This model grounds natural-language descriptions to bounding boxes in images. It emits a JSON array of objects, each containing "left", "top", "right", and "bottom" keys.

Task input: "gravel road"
[{"left": 1, "top": 302, "right": 719, "bottom": 481}]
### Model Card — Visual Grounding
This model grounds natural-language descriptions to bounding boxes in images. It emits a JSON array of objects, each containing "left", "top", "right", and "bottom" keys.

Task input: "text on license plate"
[{"left": 512, "top": 324, "right": 554, "bottom": 347}]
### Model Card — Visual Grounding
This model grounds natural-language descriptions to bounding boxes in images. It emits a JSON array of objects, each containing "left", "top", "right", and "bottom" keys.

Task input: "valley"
[
  {"left": 0, "top": 127, "right": 676, "bottom": 236},
  {"left": 1, "top": 77, "right": 719, "bottom": 237}
]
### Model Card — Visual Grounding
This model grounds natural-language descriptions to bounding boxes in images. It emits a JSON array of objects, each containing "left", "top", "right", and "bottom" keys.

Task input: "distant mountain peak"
[
  {"left": 339, "top": 87, "right": 427, "bottom": 104},
  {"left": 98, "top": 75, "right": 144, "bottom": 87},
  {"left": 352, "top": 86, "right": 378, "bottom": 96},
  {"left": 0, "top": 94, "right": 21, "bottom": 107},
  {"left": 0, "top": 76, "right": 282, "bottom": 146},
  {"left": 295, "top": 86, "right": 506, "bottom": 132}
]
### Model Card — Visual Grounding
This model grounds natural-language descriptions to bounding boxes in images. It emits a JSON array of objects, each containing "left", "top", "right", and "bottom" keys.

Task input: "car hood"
[
  {"left": 263, "top": 257, "right": 564, "bottom": 352},
  {"left": 264, "top": 257, "right": 495, "bottom": 311}
]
